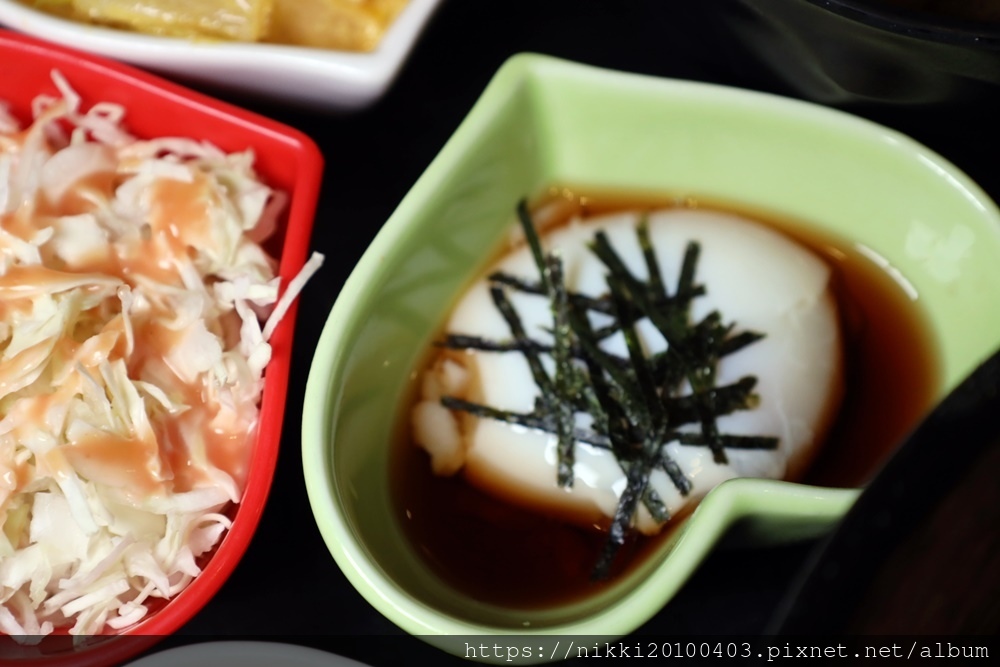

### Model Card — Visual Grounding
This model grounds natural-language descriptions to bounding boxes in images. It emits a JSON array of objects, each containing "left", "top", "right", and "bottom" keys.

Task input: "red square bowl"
[{"left": 0, "top": 28, "right": 323, "bottom": 666}]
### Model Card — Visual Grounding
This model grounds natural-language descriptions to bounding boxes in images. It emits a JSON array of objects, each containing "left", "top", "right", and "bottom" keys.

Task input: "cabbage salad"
[{"left": 0, "top": 72, "right": 322, "bottom": 636}]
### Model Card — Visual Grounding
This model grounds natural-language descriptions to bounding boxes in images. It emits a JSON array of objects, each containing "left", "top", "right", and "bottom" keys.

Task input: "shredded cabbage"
[{"left": 0, "top": 71, "right": 323, "bottom": 636}]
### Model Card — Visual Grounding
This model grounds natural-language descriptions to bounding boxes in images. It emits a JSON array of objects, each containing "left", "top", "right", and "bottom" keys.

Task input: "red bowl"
[{"left": 0, "top": 28, "right": 323, "bottom": 666}]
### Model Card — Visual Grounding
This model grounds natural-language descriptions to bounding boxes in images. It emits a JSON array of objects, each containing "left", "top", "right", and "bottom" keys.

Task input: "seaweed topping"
[{"left": 439, "top": 199, "right": 778, "bottom": 578}]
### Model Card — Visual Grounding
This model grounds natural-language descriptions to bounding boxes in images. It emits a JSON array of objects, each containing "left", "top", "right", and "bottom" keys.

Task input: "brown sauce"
[{"left": 391, "top": 188, "right": 941, "bottom": 611}]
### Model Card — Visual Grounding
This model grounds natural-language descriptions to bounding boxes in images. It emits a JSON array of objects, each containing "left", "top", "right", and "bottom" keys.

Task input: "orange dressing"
[
  {"left": 0, "top": 128, "right": 251, "bottom": 505},
  {"left": 1, "top": 207, "right": 42, "bottom": 241},
  {"left": 35, "top": 169, "right": 117, "bottom": 218},
  {"left": 148, "top": 174, "right": 213, "bottom": 244},
  {"left": 205, "top": 426, "right": 253, "bottom": 491},
  {"left": 61, "top": 431, "right": 164, "bottom": 499},
  {"left": 0, "top": 87, "right": 287, "bottom": 636}
]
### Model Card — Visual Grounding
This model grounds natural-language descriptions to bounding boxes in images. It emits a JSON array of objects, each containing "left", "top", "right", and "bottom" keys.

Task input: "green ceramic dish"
[{"left": 302, "top": 54, "right": 1000, "bottom": 652}]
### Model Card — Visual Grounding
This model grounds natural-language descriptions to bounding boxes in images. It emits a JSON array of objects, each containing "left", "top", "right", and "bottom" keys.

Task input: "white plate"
[
  {"left": 0, "top": 0, "right": 441, "bottom": 111},
  {"left": 124, "top": 642, "right": 372, "bottom": 667}
]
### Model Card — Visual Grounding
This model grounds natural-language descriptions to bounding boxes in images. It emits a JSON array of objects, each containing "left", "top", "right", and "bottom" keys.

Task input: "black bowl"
[{"left": 717, "top": 0, "right": 1000, "bottom": 105}]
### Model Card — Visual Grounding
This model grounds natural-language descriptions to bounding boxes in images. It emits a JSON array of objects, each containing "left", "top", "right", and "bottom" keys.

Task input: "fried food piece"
[
  {"left": 266, "top": 0, "right": 408, "bottom": 52},
  {"left": 66, "top": 0, "right": 272, "bottom": 41},
  {"left": 28, "top": 0, "right": 409, "bottom": 50}
]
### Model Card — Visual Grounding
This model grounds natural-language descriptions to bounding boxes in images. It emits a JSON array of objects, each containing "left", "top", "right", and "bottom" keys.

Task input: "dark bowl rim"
[{"left": 804, "top": 0, "right": 1000, "bottom": 47}]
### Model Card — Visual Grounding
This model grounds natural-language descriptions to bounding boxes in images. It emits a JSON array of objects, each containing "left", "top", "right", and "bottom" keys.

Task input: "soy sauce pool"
[{"left": 391, "top": 188, "right": 941, "bottom": 611}]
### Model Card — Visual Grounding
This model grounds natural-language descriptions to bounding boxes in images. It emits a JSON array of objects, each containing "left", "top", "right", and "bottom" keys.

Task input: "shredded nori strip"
[{"left": 439, "top": 199, "right": 778, "bottom": 579}]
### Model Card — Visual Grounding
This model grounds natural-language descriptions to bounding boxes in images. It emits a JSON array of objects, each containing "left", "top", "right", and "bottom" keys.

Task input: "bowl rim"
[
  {"left": 121, "top": 641, "right": 370, "bottom": 667},
  {"left": 302, "top": 51, "right": 1000, "bottom": 639},
  {"left": 0, "top": 27, "right": 323, "bottom": 662},
  {"left": 0, "top": 0, "right": 443, "bottom": 110},
  {"left": 801, "top": 0, "right": 1000, "bottom": 47}
]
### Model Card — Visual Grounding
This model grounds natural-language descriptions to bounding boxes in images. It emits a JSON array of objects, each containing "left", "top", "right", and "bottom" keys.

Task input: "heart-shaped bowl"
[
  {"left": 302, "top": 53, "right": 1000, "bottom": 657},
  {"left": 0, "top": 29, "right": 322, "bottom": 666}
]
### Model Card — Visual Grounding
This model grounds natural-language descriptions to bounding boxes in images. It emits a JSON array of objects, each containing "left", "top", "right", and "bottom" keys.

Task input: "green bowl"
[{"left": 302, "top": 54, "right": 1000, "bottom": 651}]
